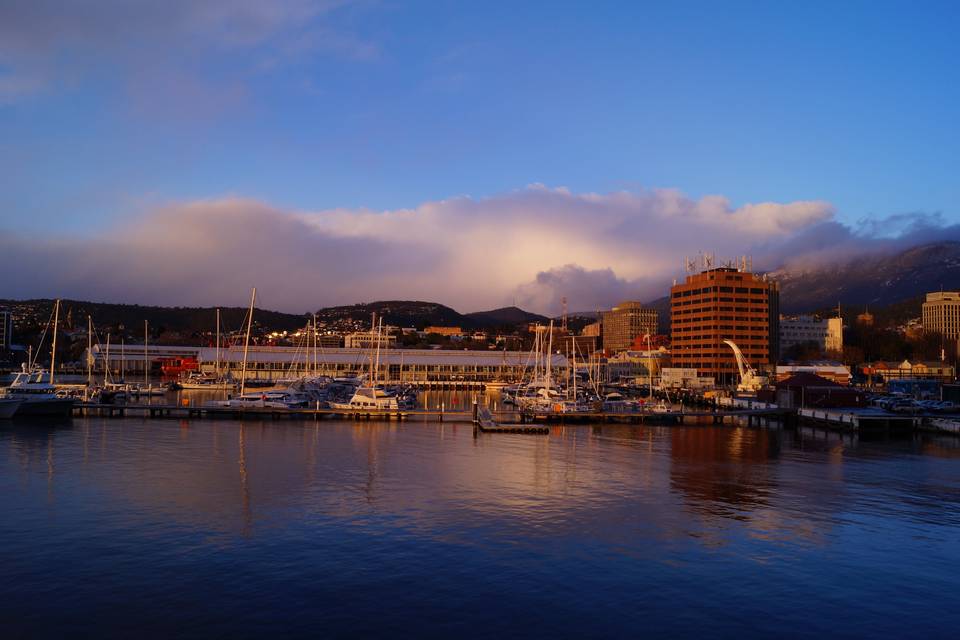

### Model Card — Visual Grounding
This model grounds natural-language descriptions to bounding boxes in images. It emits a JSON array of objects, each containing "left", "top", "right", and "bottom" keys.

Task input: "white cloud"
[{"left": 0, "top": 186, "right": 860, "bottom": 314}]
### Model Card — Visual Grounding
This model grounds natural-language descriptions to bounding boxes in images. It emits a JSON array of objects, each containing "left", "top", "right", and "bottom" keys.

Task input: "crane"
[{"left": 723, "top": 339, "right": 767, "bottom": 392}]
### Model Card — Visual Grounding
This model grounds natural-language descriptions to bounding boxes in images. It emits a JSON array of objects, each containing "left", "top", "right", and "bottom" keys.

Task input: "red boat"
[{"left": 160, "top": 356, "right": 200, "bottom": 377}]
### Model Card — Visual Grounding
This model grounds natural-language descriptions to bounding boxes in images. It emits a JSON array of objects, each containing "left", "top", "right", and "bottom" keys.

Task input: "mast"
[
  {"left": 646, "top": 333, "right": 653, "bottom": 400},
  {"left": 50, "top": 299, "right": 60, "bottom": 385},
  {"left": 144, "top": 320, "right": 149, "bottom": 386},
  {"left": 87, "top": 316, "right": 93, "bottom": 389},
  {"left": 373, "top": 318, "right": 383, "bottom": 386},
  {"left": 105, "top": 333, "right": 111, "bottom": 385},
  {"left": 571, "top": 337, "right": 577, "bottom": 401},
  {"left": 121, "top": 337, "right": 125, "bottom": 382},
  {"left": 313, "top": 313, "right": 318, "bottom": 377},
  {"left": 545, "top": 320, "right": 554, "bottom": 390},
  {"left": 239, "top": 287, "right": 256, "bottom": 396},
  {"left": 215, "top": 308, "right": 221, "bottom": 377}
]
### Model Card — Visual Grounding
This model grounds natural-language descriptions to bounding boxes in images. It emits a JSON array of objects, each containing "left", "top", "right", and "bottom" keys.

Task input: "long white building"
[{"left": 87, "top": 344, "right": 567, "bottom": 384}]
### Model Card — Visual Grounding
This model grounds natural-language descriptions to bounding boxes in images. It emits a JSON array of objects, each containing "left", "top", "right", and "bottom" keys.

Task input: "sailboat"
[
  {"left": 180, "top": 308, "right": 235, "bottom": 390},
  {"left": 329, "top": 317, "right": 399, "bottom": 411},
  {"left": 3, "top": 299, "right": 76, "bottom": 417}
]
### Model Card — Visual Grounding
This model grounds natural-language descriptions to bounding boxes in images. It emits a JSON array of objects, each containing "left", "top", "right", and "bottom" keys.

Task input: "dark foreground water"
[{"left": 1, "top": 418, "right": 959, "bottom": 639}]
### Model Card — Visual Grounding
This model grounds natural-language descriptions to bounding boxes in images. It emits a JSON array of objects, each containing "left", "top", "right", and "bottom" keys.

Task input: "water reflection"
[{"left": 1, "top": 418, "right": 959, "bottom": 637}]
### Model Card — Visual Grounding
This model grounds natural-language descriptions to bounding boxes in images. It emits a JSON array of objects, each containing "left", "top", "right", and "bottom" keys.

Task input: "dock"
[{"left": 473, "top": 404, "right": 549, "bottom": 434}]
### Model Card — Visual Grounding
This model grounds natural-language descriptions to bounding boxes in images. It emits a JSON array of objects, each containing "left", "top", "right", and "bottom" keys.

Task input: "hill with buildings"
[
  {"left": 314, "top": 301, "right": 547, "bottom": 330},
  {"left": 464, "top": 306, "right": 548, "bottom": 327},
  {"left": 0, "top": 298, "right": 307, "bottom": 339}
]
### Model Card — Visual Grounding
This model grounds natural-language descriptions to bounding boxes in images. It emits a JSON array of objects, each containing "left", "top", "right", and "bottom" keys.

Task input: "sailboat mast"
[
  {"left": 545, "top": 320, "right": 554, "bottom": 389},
  {"left": 215, "top": 308, "right": 221, "bottom": 377},
  {"left": 571, "top": 337, "right": 577, "bottom": 400},
  {"left": 313, "top": 313, "right": 318, "bottom": 377},
  {"left": 144, "top": 320, "right": 149, "bottom": 386},
  {"left": 105, "top": 332, "right": 111, "bottom": 384},
  {"left": 50, "top": 299, "right": 60, "bottom": 386},
  {"left": 240, "top": 287, "right": 256, "bottom": 396},
  {"left": 374, "top": 318, "right": 383, "bottom": 386},
  {"left": 87, "top": 316, "right": 93, "bottom": 389},
  {"left": 121, "top": 337, "right": 125, "bottom": 382}
]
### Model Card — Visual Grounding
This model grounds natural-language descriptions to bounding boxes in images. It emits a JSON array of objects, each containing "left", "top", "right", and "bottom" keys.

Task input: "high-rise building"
[
  {"left": 0, "top": 310, "right": 11, "bottom": 351},
  {"left": 670, "top": 267, "right": 779, "bottom": 383},
  {"left": 922, "top": 291, "right": 960, "bottom": 338},
  {"left": 602, "top": 302, "right": 658, "bottom": 353},
  {"left": 779, "top": 315, "right": 843, "bottom": 357}
]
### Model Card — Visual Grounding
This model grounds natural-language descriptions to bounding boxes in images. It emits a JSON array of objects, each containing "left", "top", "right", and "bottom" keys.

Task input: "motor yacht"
[{"left": 3, "top": 365, "right": 76, "bottom": 417}]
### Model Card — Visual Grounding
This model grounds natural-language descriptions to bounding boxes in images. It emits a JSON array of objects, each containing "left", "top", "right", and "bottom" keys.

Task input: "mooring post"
[{"left": 472, "top": 399, "right": 478, "bottom": 424}]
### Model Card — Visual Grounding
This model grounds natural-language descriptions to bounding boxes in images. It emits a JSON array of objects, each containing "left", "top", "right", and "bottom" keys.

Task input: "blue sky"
[{"left": 1, "top": 1, "right": 958, "bottom": 311}]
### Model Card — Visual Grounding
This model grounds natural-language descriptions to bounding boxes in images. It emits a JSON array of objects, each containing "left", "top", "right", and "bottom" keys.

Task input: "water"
[{"left": 1, "top": 418, "right": 959, "bottom": 639}]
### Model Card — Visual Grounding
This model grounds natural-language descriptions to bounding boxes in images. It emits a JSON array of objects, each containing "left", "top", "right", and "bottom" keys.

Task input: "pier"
[{"left": 70, "top": 401, "right": 795, "bottom": 428}]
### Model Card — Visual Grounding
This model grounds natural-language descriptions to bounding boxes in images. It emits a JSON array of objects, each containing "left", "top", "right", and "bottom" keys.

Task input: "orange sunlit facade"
[{"left": 670, "top": 268, "right": 779, "bottom": 383}]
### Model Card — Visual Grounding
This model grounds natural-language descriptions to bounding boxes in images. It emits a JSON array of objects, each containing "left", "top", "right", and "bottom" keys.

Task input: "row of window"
[{"left": 673, "top": 286, "right": 768, "bottom": 297}]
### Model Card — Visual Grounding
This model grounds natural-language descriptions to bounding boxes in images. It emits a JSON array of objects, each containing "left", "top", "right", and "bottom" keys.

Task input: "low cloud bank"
[{"left": 1, "top": 186, "right": 952, "bottom": 314}]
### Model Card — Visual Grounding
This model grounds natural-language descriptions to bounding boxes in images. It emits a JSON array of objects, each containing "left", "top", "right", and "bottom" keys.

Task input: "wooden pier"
[{"left": 70, "top": 401, "right": 794, "bottom": 431}]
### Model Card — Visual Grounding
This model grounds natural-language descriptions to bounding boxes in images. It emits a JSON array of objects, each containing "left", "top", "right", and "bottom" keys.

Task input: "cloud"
[
  {"left": 0, "top": 185, "right": 871, "bottom": 314},
  {"left": 0, "top": 1, "right": 373, "bottom": 106}
]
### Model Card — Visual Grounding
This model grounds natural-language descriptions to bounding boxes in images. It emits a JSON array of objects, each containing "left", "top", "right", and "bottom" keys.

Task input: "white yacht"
[
  {"left": 207, "top": 389, "right": 310, "bottom": 410},
  {"left": 329, "top": 386, "right": 400, "bottom": 411},
  {"left": 3, "top": 366, "right": 76, "bottom": 417}
]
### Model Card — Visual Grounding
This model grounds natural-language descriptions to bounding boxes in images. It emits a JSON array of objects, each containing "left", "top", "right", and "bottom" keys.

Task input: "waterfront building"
[
  {"left": 344, "top": 332, "right": 398, "bottom": 349},
  {"left": 922, "top": 291, "right": 960, "bottom": 338},
  {"left": 606, "top": 349, "right": 667, "bottom": 382},
  {"left": 87, "top": 344, "right": 567, "bottom": 385},
  {"left": 0, "top": 310, "right": 11, "bottom": 351},
  {"left": 581, "top": 321, "right": 601, "bottom": 338},
  {"left": 670, "top": 267, "right": 779, "bottom": 384},
  {"left": 424, "top": 326, "right": 463, "bottom": 337},
  {"left": 602, "top": 302, "right": 658, "bottom": 353},
  {"left": 779, "top": 315, "right": 843, "bottom": 357},
  {"left": 866, "top": 360, "right": 955, "bottom": 383},
  {"left": 659, "top": 367, "right": 715, "bottom": 390},
  {"left": 775, "top": 363, "right": 851, "bottom": 385}
]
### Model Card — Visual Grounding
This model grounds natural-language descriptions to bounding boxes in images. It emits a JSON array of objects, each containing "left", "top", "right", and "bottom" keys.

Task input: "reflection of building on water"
[{"left": 669, "top": 427, "right": 780, "bottom": 511}]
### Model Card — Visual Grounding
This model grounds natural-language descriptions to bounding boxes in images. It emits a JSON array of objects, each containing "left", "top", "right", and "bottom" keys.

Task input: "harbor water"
[{"left": 1, "top": 417, "right": 959, "bottom": 638}]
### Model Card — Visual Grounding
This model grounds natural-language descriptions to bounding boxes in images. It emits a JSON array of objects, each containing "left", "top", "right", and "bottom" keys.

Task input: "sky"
[{"left": 1, "top": 0, "right": 958, "bottom": 314}]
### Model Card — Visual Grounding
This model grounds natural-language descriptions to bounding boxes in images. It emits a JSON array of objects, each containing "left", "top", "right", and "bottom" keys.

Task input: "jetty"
[{"left": 473, "top": 403, "right": 549, "bottom": 434}]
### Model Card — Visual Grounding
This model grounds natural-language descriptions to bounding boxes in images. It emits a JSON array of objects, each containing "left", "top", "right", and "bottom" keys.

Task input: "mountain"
[
  {"left": 0, "top": 298, "right": 307, "bottom": 336},
  {"left": 771, "top": 241, "right": 960, "bottom": 314},
  {"left": 314, "top": 301, "right": 471, "bottom": 328},
  {"left": 315, "top": 301, "right": 546, "bottom": 330},
  {"left": 465, "top": 306, "right": 548, "bottom": 327}
]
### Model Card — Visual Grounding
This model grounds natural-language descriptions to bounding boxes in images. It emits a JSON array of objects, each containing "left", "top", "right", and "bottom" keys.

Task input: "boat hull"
[
  {"left": 13, "top": 398, "right": 76, "bottom": 418},
  {"left": 0, "top": 399, "right": 23, "bottom": 419}
]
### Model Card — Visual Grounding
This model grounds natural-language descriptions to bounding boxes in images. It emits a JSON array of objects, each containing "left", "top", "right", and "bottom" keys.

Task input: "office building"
[
  {"left": 670, "top": 267, "right": 779, "bottom": 383},
  {"left": 922, "top": 291, "right": 960, "bottom": 338},
  {"left": 779, "top": 315, "right": 843, "bottom": 357},
  {"left": 602, "top": 302, "right": 658, "bottom": 353}
]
